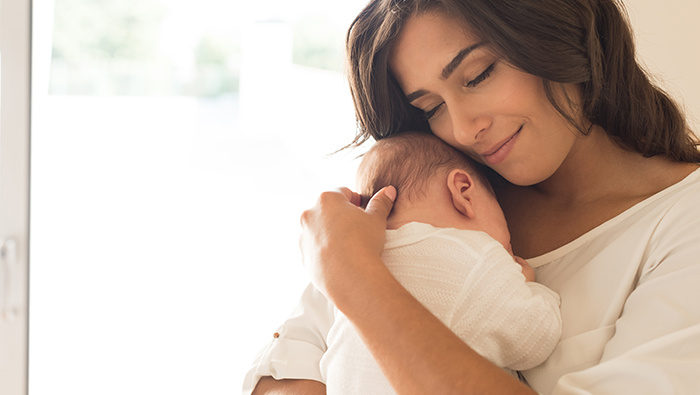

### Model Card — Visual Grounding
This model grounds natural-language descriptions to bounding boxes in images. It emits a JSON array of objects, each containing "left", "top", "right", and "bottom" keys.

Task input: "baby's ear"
[{"left": 447, "top": 169, "right": 476, "bottom": 218}]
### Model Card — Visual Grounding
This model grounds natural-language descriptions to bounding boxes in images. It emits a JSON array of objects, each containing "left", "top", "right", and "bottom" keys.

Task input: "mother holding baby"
[{"left": 247, "top": 0, "right": 700, "bottom": 393}]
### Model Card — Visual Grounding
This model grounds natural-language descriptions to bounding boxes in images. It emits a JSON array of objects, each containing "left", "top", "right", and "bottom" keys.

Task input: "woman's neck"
[
  {"left": 531, "top": 126, "right": 695, "bottom": 205},
  {"left": 500, "top": 126, "right": 698, "bottom": 258}
]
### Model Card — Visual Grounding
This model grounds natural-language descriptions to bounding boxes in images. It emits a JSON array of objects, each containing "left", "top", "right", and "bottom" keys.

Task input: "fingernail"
[{"left": 385, "top": 186, "right": 397, "bottom": 201}]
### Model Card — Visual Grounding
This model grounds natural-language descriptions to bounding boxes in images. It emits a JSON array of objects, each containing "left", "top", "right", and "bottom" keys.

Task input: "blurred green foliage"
[
  {"left": 52, "top": 0, "right": 166, "bottom": 62},
  {"left": 49, "top": 0, "right": 345, "bottom": 96},
  {"left": 188, "top": 34, "right": 240, "bottom": 97},
  {"left": 50, "top": 0, "right": 175, "bottom": 95},
  {"left": 292, "top": 15, "right": 345, "bottom": 71}
]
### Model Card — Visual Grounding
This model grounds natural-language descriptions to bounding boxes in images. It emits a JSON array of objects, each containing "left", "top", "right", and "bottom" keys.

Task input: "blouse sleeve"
[
  {"left": 241, "top": 283, "right": 335, "bottom": 395},
  {"left": 551, "top": 190, "right": 700, "bottom": 394}
]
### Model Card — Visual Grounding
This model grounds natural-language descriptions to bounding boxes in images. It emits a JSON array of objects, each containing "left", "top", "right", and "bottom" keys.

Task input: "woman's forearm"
[
  {"left": 332, "top": 257, "right": 537, "bottom": 395},
  {"left": 251, "top": 377, "right": 326, "bottom": 395},
  {"left": 300, "top": 188, "right": 533, "bottom": 392}
]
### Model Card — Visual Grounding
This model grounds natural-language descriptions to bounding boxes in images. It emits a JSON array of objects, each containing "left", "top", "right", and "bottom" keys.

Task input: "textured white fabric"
[
  {"left": 242, "top": 168, "right": 700, "bottom": 395},
  {"left": 520, "top": 167, "right": 700, "bottom": 394},
  {"left": 320, "top": 224, "right": 562, "bottom": 394},
  {"left": 241, "top": 284, "right": 334, "bottom": 393}
]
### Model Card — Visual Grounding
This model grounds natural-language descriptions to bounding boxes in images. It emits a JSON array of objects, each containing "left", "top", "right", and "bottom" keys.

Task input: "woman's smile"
[{"left": 482, "top": 126, "right": 522, "bottom": 165}]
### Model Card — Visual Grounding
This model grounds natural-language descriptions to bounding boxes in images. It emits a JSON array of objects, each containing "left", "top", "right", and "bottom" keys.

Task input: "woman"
[{"left": 247, "top": 0, "right": 700, "bottom": 393}]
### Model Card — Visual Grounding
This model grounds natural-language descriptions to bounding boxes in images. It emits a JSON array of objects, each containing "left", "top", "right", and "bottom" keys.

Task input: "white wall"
[{"left": 628, "top": 1, "right": 700, "bottom": 132}]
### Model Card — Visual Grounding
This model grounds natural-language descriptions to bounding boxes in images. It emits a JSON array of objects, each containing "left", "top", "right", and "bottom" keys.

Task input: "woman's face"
[{"left": 389, "top": 11, "right": 581, "bottom": 186}]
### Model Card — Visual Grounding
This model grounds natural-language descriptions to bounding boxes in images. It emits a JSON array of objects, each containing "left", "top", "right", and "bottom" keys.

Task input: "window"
[{"left": 30, "top": 0, "right": 367, "bottom": 393}]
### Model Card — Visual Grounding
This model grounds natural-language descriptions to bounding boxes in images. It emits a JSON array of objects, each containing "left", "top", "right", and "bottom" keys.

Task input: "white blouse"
[
  {"left": 522, "top": 168, "right": 700, "bottom": 394},
  {"left": 321, "top": 224, "right": 561, "bottom": 394},
  {"left": 242, "top": 168, "right": 700, "bottom": 395}
]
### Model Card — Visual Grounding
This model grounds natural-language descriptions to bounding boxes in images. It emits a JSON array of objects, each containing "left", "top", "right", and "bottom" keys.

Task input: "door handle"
[{"left": 1, "top": 237, "right": 18, "bottom": 321}]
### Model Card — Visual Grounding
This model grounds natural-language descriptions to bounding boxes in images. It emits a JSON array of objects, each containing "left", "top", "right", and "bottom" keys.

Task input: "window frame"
[{"left": 0, "top": 0, "right": 32, "bottom": 393}]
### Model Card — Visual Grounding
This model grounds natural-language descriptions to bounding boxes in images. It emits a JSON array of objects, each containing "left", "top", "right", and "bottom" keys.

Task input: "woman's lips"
[{"left": 483, "top": 126, "right": 522, "bottom": 165}]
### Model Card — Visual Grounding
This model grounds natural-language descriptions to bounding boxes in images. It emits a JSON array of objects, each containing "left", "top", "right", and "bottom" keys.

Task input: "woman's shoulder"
[
  {"left": 526, "top": 167, "right": 700, "bottom": 267},
  {"left": 646, "top": 166, "right": 700, "bottom": 234},
  {"left": 649, "top": 165, "right": 700, "bottom": 212},
  {"left": 589, "top": 165, "right": 700, "bottom": 235},
  {"left": 510, "top": 164, "right": 700, "bottom": 259},
  {"left": 588, "top": 165, "right": 700, "bottom": 260}
]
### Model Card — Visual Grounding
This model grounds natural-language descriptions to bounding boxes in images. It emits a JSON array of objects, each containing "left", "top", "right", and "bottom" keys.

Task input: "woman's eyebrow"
[
  {"left": 406, "top": 89, "right": 429, "bottom": 103},
  {"left": 405, "top": 42, "right": 485, "bottom": 103},
  {"left": 441, "top": 42, "right": 484, "bottom": 79}
]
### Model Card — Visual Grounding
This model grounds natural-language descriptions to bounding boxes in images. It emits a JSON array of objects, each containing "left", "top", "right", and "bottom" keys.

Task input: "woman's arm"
[
  {"left": 251, "top": 377, "right": 325, "bottom": 395},
  {"left": 299, "top": 187, "right": 536, "bottom": 394},
  {"left": 242, "top": 284, "right": 335, "bottom": 394},
  {"left": 338, "top": 258, "right": 534, "bottom": 394}
]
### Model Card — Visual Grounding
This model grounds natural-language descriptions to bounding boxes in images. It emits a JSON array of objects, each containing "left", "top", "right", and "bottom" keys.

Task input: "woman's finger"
[
  {"left": 335, "top": 187, "right": 363, "bottom": 207},
  {"left": 298, "top": 186, "right": 392, "bottom": 299},
  {"left": 364, "top": 185, "right": 396, "bottom": 219}
]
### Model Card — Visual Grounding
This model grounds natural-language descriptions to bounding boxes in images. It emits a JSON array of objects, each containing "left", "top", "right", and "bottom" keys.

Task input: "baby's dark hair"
[{"left": 356, "top": 131, "right": 490, "bottom": 205}]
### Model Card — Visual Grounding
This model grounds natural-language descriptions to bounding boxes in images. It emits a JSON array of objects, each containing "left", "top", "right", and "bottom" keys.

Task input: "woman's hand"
[{"left": 299, "top": 186, "right": 396, "bottom": 301}]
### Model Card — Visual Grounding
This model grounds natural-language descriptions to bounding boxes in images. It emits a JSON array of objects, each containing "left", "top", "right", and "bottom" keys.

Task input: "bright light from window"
[{"left": 30, "top": 1, "right": 369, "bottom": 393}]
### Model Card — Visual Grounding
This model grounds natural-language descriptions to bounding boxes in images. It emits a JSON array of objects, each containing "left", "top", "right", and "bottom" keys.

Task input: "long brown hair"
[{"left": 346, "top": 0, "right": 700, "bottom": 163}]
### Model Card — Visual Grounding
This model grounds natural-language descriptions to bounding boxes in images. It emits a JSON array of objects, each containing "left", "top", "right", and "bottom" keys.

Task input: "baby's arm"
[
  {"left": 442, "top": 233, "right": 561, "bottom": 371},
  {"left": 385, "top": 230, "right": 561, "bottom": 372}
]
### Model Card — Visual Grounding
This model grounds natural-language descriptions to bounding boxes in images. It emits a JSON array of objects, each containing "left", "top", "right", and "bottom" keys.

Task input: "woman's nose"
[{"left": 451, "top": 110, "right": 492, "bottom": 146}]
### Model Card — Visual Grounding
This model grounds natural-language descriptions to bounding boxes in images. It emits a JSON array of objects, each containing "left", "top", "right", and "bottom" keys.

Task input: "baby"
[{"left": 319, "top": 132, "right": 562, "bottom": 394}]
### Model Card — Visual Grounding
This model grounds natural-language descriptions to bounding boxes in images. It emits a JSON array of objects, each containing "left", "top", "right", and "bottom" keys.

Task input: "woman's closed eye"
[
  {"left": 424, "top": 63, "right": 497, "bottom": 120},
  {"left": 425, "top": 102, "right": 445, "bottom": 119},
  {"left": 465, "top": 63, "right": 496, "bottom": 88}
]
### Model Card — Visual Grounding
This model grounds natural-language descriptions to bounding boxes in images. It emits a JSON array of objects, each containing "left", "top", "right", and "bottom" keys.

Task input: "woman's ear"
[{"left": 447, "top": 169, "right": 476, "bottom": 218}]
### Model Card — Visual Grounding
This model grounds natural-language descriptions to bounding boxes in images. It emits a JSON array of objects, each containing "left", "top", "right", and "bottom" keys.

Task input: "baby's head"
[{"left": 356, "top": 132, "right": 511, "bottom": 250}]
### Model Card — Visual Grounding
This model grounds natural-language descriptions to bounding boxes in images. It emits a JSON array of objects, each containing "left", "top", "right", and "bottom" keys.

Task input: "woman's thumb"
[{"left": 365, "top": 185, "right": 396, "bottom": 219}]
